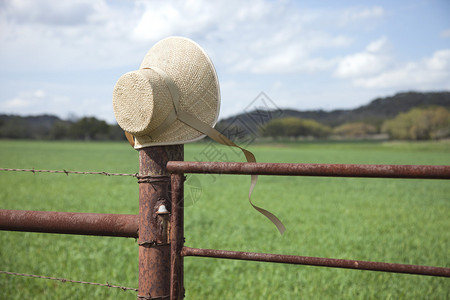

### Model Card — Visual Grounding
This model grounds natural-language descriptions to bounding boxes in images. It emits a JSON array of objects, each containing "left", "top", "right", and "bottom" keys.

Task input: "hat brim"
[{"left": 133, "top": 36, "right": 220, "bottom": 148}]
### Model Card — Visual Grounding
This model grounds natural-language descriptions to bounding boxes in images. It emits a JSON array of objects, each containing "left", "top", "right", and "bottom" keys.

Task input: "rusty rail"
[
  {"left": 0, "top": 209, "right": 138, "bottom": 238},
  {"left": 168, "top": 159, "right": 450, "bottom": 299},
  {"left": 2, "top": 158, "right": 449, "bottom": 299},
  {"left": 181, "top": 247, "right": 450, "bottom": 278},
  {"left": 167, "top": 161, "right": 450, "bottom": 179}
]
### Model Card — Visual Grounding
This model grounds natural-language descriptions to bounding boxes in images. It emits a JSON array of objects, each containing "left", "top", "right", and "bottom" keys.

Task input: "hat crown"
[
  {"left": 113, "top": 68, "right": 174, "bottom": 136},
  {"left": 112, "top": 37, "right": 220, "bottom": 147}
]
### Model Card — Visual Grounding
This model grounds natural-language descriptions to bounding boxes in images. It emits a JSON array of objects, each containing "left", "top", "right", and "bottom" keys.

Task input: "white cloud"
[
  {"left": 131, "top": 0, "right": 353, "bottom": 74},
  {"left": 131, "top": 0, "right": 267, "bottom": 42},
  {"left": 339, "top": 6, "right": 386, "bottom": 26},
  {"left": 218, "top": 79, "right": 260, "bottom": 118},
  {"left": 0, "top": 88, "right": 94, "bottom": 118},
  {"left": 332, "top": 37, "right": 450, "bottom": 92},
  {"left": 0, "top": 0, "right": 378, "bottom": 76},
  {"left": 366, "top": 36, "right": 388, "bottom": 52},
  {"left": 1, "top": 0, "right": 447, "bottom": 121},
  {"left": 1, "top": 90, "right": 47, "bottom": 110},
  {"left": 0, "top": 0, "right": 141, "bottom": 71},
  {"left": 2, "top": 0, "right": 96, "bottom": 26},
  {"left": 334, "top": 37, "right": 390, "bottom": 78},
  {"left": 221, "top": 25, "right": 351, "bottom": 74},
  {"left": 131, "top": 5, "right": 180, "bottom": 42},
  {"left": 354, "top": 49, "right": 450, "bottom": 89}
]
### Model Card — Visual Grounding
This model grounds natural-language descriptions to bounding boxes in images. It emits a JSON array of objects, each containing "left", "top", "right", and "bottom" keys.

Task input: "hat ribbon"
[{"left": 131, "top": 67, "right": 285, "bottom": 234}]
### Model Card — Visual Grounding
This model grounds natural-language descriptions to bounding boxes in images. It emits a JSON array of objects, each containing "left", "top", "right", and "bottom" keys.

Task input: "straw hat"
[
  {"left": 112, "top": 36, "right": 220, "bottom": 148},
  {"left": 112, "top": 36, "right": 285, "bottom": 234}
]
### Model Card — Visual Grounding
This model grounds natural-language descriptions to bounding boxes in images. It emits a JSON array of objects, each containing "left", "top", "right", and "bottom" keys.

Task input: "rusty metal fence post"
[{"left": 138, "top": 145, "right": 183, "bottom": 300}]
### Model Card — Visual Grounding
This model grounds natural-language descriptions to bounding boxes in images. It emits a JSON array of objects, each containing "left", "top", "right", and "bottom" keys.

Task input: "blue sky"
[{"left": 0, "top": 0, "right": 449, "bottom": 123}]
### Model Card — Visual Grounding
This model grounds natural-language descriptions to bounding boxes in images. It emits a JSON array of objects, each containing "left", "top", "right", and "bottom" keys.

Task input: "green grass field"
[{"left": 0, "top": 140, "right": 449, "bottom": 299}]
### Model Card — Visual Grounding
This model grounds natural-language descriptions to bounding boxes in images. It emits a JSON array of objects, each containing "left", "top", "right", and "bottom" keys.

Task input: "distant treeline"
[
  {"left": 0, "top": 115, "right": 126, "bottom": 141},
  {"left": 217, "top": 91, "right": 450, "bottom": 141},
  {"left": 1, "top": 91, "right": 450, "bottom": 141},
  {"left": 258, "top": 106, "right": 449, "bottom": 140}
]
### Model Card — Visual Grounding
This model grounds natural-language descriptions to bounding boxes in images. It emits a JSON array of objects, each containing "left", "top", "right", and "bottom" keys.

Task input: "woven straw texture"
[
  {"left": 113, "top": 37, "right": 220, "bottom": 147},
  {"left": 113, "top": 69, "right": 173, "bottom": 136}
]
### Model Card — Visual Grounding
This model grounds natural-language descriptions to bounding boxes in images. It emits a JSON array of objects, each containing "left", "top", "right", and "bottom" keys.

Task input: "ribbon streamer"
[{"left": 126, "top": 67, "right": 286, "bottom": 234}]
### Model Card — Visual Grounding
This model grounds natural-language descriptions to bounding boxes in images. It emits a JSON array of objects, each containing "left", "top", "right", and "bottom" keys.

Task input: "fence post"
[{"left": 138, "top": 145, "right": 183, "bottom": 299}]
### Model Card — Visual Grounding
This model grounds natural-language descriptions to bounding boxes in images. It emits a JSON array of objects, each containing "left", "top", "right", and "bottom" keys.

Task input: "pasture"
[{"left": 0, "top": 140, "right": 449, "bottom": 299}]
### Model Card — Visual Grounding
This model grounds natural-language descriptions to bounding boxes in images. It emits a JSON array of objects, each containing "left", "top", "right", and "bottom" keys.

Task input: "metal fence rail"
[
  {"left": 167, "top": 161, "right": 450, "bottom": 299},
  {"left": 166, "top": 161, "right": 450, "bottom": 179},
  {"left": 0, "top": 210, "right": 138, "bottom": 238},
  {"left": 181, "top": 247, "right": 450, "bottom": 277},
  {"left": 1, "top": 155, "right": 449, "bottom": 299}
]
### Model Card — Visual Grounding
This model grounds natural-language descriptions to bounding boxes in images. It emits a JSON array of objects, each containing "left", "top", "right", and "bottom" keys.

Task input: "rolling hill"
[{"left": 217, "top": 91, "right": 450, "bottom": 135}]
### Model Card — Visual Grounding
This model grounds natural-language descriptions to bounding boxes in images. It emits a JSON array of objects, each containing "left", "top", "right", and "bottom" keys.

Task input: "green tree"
[
  {"left": 108, "top": 124, "right": 128, "bottom": 141},
  {"left": 49, "top": 121, "right": 71, "bottom": 140},
  {"left": 69, "top": 117, "right": 110, "bottom": 140},
  {"left": 333, "top": 122, "right": 377, "bottom": 138},
  {"left": 261, "top": 118, "right": 287, "bottom": 139},
  {"left": 262, "top": 117, "right": 330, "bottom": 139},
  {"left": 382, "top": 107, "right": 450, "bottom": 140},
  {"left": 0, "top": 117, "right": 30, "bottom": 139}
]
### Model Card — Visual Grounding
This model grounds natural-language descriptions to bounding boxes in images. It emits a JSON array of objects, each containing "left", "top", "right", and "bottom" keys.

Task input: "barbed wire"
[
  {"left": 0, "top": 168, "right": 138, "bottom": 178},
  {"left": 0, "top": 270, "right": 138, "bottom": 292}
]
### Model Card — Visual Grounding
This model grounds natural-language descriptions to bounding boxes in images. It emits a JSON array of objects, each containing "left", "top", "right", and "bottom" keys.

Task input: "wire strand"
[
  {"left": 0, "top": 270, "right": 138, "bottom": 292},
  {"left": 0, "top": 168, "right": 138, "bottom": 178}
]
